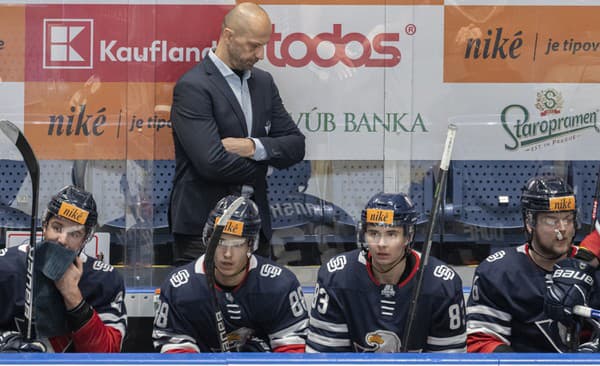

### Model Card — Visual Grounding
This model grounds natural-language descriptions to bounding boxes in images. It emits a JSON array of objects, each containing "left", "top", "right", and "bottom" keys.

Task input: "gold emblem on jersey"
[
  {"left": 366, "top": 208, "right": 393, "bottom": 225},
  {"left": 57, "top": 202, "right": 89, "bottom": 225}
]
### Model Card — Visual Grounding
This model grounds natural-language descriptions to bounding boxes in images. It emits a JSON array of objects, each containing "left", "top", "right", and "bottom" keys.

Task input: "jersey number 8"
[{"left": 289, "top": 286, "right": 308, "bottom": 317}]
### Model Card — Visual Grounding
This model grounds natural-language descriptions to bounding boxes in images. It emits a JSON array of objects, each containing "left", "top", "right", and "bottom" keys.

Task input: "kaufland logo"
[{"left": 43, "top": 19, "right": 94, "bottom": 69}]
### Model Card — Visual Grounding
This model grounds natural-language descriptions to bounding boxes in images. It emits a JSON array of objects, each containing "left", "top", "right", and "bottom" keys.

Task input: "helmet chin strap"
[
  {"left": 528, "top": 240, "right": 569, "bottom": 261},
  {"left": 370, "top": 249, "right": 409, "bottom": 274}
]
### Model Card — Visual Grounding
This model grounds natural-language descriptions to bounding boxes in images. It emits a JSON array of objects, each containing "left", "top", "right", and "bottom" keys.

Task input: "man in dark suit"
[{"left": 169, "top": 2, "right": 305, "bottom": 265}]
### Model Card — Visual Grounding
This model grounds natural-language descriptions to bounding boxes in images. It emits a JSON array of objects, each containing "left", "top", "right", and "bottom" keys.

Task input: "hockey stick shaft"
[
  {"left": 401, "top": 124, "right": 457, "bottom": 351},
  {"left": 574, "top": 305, "right": 600, "bottom": 321},
  {"left": 204, "top": 196, "right": 246, "bottom": 352},
  {"left": 591, "top": 163, "right": 600, "bottom": 227},
  {"left": 0, "top": 120, "right": 40, "bottom": 341}
]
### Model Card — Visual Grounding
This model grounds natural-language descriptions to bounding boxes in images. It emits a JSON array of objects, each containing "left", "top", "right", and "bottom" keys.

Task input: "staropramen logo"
[
  {"left": 535, "top": 89, "right": 563, "bottom": 117},
  {"left": 501, "top": 89, "right": 599, "bottom": 151}
]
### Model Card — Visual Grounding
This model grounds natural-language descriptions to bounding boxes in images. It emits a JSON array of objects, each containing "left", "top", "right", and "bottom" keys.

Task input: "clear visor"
[{"left": 217, "top": 236, "right": 249, "bottom": 248}]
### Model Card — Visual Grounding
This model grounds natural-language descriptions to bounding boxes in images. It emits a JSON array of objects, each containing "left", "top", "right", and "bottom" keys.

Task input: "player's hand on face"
[{"left": 54, "top": 256, "right": 84, "bottom": 310}]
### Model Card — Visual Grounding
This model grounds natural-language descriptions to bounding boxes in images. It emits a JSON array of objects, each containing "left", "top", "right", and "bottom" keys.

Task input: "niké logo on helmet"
[
  {"left": 549, "top": 196, "right": 575, "bottom": 211},
  {"left": 57, "top": 202, "right": 89, "bottom": 225},
  {"left": 366, "top": 209, "right": 393, "bottom": 225},
  {"left": 215, "top": 217, "right": 244, "bottom": 237}
]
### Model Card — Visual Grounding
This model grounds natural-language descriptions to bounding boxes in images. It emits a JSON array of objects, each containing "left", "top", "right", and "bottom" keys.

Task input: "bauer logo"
[{"left": 43, "top": 19, "right": 94, "bottom": 69}]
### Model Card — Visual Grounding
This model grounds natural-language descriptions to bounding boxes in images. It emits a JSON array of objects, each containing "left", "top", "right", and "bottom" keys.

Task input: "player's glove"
[
  {"left": 545, "top": 257, "right": 595, "bottom": 326},
  {"left": 578, "top": 319, "right": 600, "bottom": 353},
  {"left": 578, "top": 337, "right": 600, "bottom": 353},
  {"left": 237, "top": 337, "right": 271, "bottom": 352},
  {"left": 0, "top": 331, "right": 46, "bottom": 353}
]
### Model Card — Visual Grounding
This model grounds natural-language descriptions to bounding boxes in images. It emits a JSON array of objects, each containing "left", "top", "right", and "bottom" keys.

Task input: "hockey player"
[
  {"left": 0, "top": 185, "right": 127, "bottom": 352},
  {"left": 544, "top": 214, "right": 600, "bottom": 352},
  {"left": 306, "top": 192, "right": 466, "bottom": 353},
  {"left": 152, "top": 195, "right": 308, "bottom": 353},
  {"left": 467, "top": 176, "right": 600, "bottom": 352}
]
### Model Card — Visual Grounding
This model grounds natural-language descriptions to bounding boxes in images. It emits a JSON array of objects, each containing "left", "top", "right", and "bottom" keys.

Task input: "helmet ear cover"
[
  {"left": 203, "top": 195, "right": 262, "bottom": 252},
  {"left": 358, "top": 192, "right": 418, "bottom": 251}
]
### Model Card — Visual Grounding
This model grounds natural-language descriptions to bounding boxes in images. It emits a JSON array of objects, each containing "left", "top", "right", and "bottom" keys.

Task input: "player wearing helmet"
[
  {"left": 306, "top": 192, "right": 466, "bottom": 353},
  {"left": 0, "top": 186, "right": 126, "bottom": 353},
  {"left": 467, "top": 176, "right": 600, "bottom": 352},
  {"left": 544, "top": 207, "right": 600, "bottom": 352},
  {"left": 152, "top": 195, "right": 308, "bottom": 353}
]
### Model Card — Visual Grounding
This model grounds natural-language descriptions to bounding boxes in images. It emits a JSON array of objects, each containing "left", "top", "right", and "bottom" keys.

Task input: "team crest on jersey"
[
  {"left": 381, "top": 284, "right": 396, "bottom": 298},
  {"left": 326, "top": 255, "right": 347, "bottom": 272},
  {"left": 355, "top": 330, "right": 401, "bottom": 352},
  {"left": 92, "top": 261, "right": 113, "bottom": 272},
  {"left": 486, "top": 250, "right": 506, "bottom": 262},
  {"left": 0, "top": 248, "right": 6, "bottom": 256},
  {"left": 433, "top": 265, "right": 455, "bottom": 280},
  {"left": 169, "top": 269, "right": 190, "bottom": 288},
  {"left": 259, "top": 264, "right": 282, "bottom": 278}
]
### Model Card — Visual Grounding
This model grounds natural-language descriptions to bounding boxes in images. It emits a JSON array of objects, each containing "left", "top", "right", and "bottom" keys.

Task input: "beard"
[
  {"left": 531, "top": 230, "right": 571, "bottom": 258},
  {"left": 226, "top": 43, "right": 255, "bottom": 71}
]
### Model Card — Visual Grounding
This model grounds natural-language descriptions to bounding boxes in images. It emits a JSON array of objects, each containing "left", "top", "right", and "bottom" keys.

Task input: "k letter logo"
[{"left": 43, "top": 19, "right": 93, "bottom": 69}]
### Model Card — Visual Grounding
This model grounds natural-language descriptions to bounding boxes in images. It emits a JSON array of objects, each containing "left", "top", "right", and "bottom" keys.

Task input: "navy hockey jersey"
[
  {"left": 152, "top": 254, "right": 309, "bottom": 352},
  {"left": 466, "top": 244, "right": 600, "bottom": 352},
  {"left": 0, "top": 244, "right": 127, "bottom": 352},
  {"left": 306, "top": 249, "right": 466, "bottom": 353}
]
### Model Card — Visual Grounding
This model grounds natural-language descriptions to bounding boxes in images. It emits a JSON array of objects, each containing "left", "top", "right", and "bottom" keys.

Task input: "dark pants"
[
  {"left": 172, "top": 233, "right": 206, "bottom": 267},
  {"left": 173, "top": 231, "right": 271, "bottom": 267}
]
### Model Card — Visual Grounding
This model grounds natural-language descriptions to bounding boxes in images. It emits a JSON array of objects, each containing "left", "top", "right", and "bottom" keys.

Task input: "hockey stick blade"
[
  {"left": 0, "top": 120, "right": 40, "bottom": 341},
  {"left": 401, "top": 124, "right": 457, "bottom": 351},
  {"left": 204, "top": 196, "right": 246, "bottom": 352}
]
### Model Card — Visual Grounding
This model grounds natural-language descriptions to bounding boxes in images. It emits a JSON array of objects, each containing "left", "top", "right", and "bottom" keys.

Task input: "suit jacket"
[{"left": 169, "top": 56, "right": 305, "bottom": 239}]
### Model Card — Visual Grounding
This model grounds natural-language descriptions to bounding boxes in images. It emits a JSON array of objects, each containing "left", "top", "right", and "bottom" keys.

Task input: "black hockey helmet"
[
  {"left": 521, "top": 176, "right": 577, "bottom": 235},
  {"left": 203, "top": 195, "right": 261, "bottom": 251},
  {"left": 43, "top": 185, "right": 98, "bottom": 243},
  {"left": 358, "top": 192, "right": 418, "bottom": 251}
]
